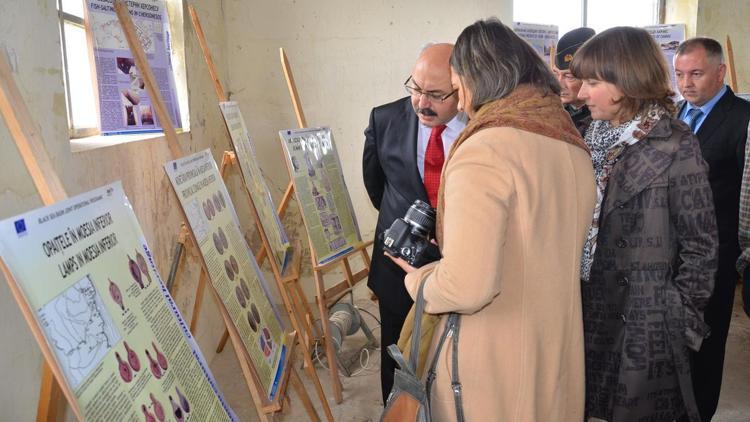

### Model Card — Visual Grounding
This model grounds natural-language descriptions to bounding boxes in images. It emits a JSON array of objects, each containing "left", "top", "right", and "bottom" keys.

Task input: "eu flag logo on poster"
[{"left": 14, "top": 219, "right": 27, "bottom": 237}]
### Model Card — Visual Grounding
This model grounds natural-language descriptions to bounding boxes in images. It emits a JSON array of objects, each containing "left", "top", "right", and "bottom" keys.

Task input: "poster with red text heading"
[{"left": 0, "top": 182, "right": 235, "bottom": 421}]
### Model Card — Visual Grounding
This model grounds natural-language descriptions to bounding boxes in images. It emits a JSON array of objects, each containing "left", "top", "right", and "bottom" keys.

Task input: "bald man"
[{"left": 363, "top": 43, "right": 466, "bottom": 403}]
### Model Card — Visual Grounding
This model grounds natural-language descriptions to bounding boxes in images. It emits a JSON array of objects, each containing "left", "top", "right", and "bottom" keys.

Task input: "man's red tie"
[{"left": 424, "top": 124, "right": 447, "bottom": 207}]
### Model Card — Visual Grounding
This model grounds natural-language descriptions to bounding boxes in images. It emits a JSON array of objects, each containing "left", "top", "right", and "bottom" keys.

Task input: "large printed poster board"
[
  {"left": 218, "top": 102, "right": 290, "bottom": 272},
  {"left": 0, "top": 182, "right": 235, "bottom": 421},
  {"left": 278, "top": 127, "right": 362, "bottom": 265},
  {"left": 513, "top": 22, "right": 558, "bottom": 64},
  {"left": 164, "top": 149, "right": 286, "bottom": 400},
  {"left": 87, "top": 0, "right": 182, "bottom": 135},
  {"left": 644, "top": 24, "right": 686, "bottom": 96}
]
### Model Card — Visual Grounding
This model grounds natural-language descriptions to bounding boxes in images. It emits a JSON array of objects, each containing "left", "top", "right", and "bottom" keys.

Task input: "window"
[
  {"left": 58, "top": 0, "right": 98, "bottom": 138},
  {"left": 514, "top": 0, "right": 663, "bottom": 36},
  {"left": 57, "top": 0, "right": 188, "bottom": 143}
]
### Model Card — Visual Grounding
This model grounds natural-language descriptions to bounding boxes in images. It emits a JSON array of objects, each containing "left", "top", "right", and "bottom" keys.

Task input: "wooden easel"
[
  {"left": 726, "top": 35, "right": 738, "bottom": 92},
  {"left": 0, "top": 42, "right": 78, "bottom": 422},
  {"left": 278, "top": 47, "right": 374, "bottom": 404},
  {"left": 187, "top": 5, "right": 334, "bottom": 420}
]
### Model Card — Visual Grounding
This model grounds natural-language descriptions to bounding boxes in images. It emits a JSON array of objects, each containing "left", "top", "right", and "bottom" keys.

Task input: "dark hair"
[
  {"left": 450, "top": 18, "right": 560, "bottom": 112},
  {"left": 675, "top": 37, "right": 724, "bottom": 64},
  {"left": 569, "top": 26, "right": 675, "bottom": 117}
]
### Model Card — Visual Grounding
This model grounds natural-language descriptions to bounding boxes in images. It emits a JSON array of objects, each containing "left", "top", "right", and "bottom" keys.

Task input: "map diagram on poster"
[{"left": 38, "top": 274, "right": 121, "bottom": 389}]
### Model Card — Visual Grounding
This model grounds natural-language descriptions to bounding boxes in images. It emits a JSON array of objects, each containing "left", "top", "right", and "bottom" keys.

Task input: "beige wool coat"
[{"left": 404, "top": 126, "right": 596, "bottom": 421}]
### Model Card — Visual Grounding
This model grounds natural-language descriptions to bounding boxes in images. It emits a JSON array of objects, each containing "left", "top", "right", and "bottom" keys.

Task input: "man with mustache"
[
  {"left": 362, "top": 42, "right": 465, "bottom": 404},
  {"left": 552, "top": 27, "right": 595, "bottom": 135},
  {"left": 674, "top": 37, "right": 750, "bottom": 422}
]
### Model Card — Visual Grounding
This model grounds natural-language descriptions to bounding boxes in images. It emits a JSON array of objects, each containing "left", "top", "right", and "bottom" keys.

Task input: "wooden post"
[
  {"left": 726, "top": 35, "right": 738, "bottom": 92},
  {"left": 0, "top": 43, "right": 78, "bottom": 422}
]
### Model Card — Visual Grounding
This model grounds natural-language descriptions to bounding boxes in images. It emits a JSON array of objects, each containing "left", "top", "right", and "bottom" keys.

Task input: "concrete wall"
[{"left": 0, "top": 0, "right": 511, "bottom": 419}]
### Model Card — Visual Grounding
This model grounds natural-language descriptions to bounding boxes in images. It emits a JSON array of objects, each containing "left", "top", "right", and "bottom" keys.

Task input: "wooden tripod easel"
[
  {"left": 186, "top": 5, "right": 334, "bottom": 420},
  {"left": 277, "top": 47, "right": 374, "bottom": 404}
]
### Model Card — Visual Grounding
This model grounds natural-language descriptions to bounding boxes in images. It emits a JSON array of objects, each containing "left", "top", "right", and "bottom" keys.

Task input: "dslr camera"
[{"left": 382, "top": 199, "right": 438, "bottom": 267}]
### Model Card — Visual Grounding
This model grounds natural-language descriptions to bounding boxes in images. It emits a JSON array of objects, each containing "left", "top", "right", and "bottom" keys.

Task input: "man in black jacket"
[
  {"left": 362, "top": 43, "right": 466, "bottom": 403},
  {"left": 553, "top": 27, "right": 595, "bottom": 135},
  {"left": 674, "top": 37, "right": 750, "bottom": 421}
]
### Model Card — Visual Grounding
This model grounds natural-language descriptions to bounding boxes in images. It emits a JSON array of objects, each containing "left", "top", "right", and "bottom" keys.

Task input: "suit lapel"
[
  {"left": 695, "top": 88, "right": 734, "bottom": 144},
  {"left": 402, "top": 99, "right": 429, "bottom": 202},
  {"left": 603, "top": 119, "right": 677, "bottom": 217}
]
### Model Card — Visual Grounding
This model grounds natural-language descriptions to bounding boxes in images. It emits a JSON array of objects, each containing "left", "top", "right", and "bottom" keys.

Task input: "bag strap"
[
  {"left": 408, "top": 275, "right": 429, "bottom": 371},
  {"left": 450, "top": 314, "right": 464, "bottom": 422}
]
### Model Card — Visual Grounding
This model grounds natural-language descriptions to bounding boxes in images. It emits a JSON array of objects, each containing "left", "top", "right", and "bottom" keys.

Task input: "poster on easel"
[
  {"left": 218, "top": 101, "right": 290, "bottom": 272},
  {"left": 278, "top": 127, "right": 362, "bottom": 265},
  {"left": 164, "top": 149, "right": 287, "bottom": 400},
  {"left": 513, "top": 22, "right": 558, "bottom": 64},
  {"left": 86, "top": 0, "right": 182, "bottom": 135},
  {"left": 644, "top": 24, "right": 686, "bottom": 97},
  {"left": 0, "top": 182, "right": 235, "bottom": 421}
]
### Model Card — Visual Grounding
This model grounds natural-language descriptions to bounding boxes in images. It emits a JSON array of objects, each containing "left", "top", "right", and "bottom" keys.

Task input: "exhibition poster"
[
  {"left": 278, "top": 127, "right": 362, "bottom": 265},
  {"left": 644, "top": 24, "right": 686, "bottom": 96},
  {"left": 164, "top": 150, "right": 286, "bottom": 400},
  {"left": 0, "top": 182, "right": 235, "bottom": 421},
  {"left": 87, "top": 0, "right": 182, "bottom": 135},
  {"left": 218, "top": 102, "right": 290, "bottom": 272},
  {"left": 513, "top": 22, "right": 558, "bottom": 64}
]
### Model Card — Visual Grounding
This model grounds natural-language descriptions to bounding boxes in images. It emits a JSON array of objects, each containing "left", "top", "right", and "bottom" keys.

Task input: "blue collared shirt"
[{"left": 680, "top": 85, "right": 727, "bottom": 132}]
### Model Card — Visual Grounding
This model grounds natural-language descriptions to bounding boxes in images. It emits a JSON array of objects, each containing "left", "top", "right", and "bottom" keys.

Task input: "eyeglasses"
[{"left": 403, "top": 76, "right": 457, "bottom": 102}]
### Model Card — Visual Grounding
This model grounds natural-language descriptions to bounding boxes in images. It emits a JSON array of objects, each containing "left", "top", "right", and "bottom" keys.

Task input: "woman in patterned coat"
[{"left": 572, "top": 27, "right": 718, "bottom": 421}]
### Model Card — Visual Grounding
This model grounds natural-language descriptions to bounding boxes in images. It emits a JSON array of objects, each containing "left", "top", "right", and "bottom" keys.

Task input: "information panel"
[
  {"left": 87, "top": 0, "right": 182, "bottom": 134},
  {"left": 164, "top": 150, "right": 286, "bottom": 400},
  {"left": 219, "top": 101, "right": 290, "bottom": 271},
  {"left": 0, "top": 182, "right": 235, "bottom": 421},
  {"left": 278, "top": 127, "right": 362, "bottom": 265}
]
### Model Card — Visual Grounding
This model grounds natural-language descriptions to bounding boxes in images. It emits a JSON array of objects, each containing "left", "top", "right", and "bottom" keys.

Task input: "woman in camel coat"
[{"left": 388, "top": 19, "right": 596, "bottom": 421}]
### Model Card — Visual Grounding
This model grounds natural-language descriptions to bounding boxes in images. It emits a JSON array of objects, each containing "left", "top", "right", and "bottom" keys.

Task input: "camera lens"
[{"left": 404, "top": 200, "right": 436, "bottom": 237}]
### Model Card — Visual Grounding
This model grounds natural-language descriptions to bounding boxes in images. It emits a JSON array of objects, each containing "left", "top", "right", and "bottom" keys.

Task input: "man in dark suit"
[
  {"left": 674, "top": 37, "right": 750, "bottom": 421},
  {"left": 362, "top": 43, "right": 466, "bottom": 403}
]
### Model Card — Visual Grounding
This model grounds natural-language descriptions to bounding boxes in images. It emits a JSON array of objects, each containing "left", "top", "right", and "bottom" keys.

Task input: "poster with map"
[
  {"left": 86, "top": 0, "right": 181, "bottom": 134},
  {"left": 278, "top": 127, "right": 362, "bottom": 265},
  {"left": 0, "top": 182, "right": 235, "bottom": 421},
  {"left": 218, "top": 101, "right": 290, "bottom": 272},
  {"left": 165, "top": 150, "right": 287, "bottom": 400},
  {"left": 513, "top": 22, "right": 558, "bottom": 64}
]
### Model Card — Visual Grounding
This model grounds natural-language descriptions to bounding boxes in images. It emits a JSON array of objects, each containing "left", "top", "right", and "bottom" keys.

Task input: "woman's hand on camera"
[{"left": 384, "top": 251, "right": 417, "bottom": 273}]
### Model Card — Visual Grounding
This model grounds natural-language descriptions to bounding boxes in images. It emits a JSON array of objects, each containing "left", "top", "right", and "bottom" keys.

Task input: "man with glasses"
[
  {"left": 552, "top": 27, "right": 595, "bottom": 135},
  {"left": 362, "top": 42, "right": 466, "bottom": 404}
]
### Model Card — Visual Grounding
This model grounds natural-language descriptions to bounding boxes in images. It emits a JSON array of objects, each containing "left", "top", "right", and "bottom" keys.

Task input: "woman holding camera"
[
  {"left": 571, "top": 27, "right": 718, "bottom": 421},
  {"left": 388, "top": 18, "right": 595, "bottom": 420}
]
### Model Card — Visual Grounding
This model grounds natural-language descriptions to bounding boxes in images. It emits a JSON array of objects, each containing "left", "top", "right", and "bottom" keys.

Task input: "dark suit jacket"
[
  {"left": 363, "top": 96, "right": 432, "bottom": 314},
  {"left": 678, "top": 87, "right": 750, "bottom": 265}
]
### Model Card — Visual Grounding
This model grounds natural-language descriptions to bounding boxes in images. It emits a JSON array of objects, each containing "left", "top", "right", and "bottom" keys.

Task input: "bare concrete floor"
[{"left": 210, "top": 284, "right": 750, "bottom": 421}]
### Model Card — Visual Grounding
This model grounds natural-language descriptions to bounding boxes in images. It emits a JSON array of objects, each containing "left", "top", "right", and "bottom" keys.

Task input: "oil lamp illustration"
[
  {"left": 146, "top": 349, "right": 163, "bottom": 379},
  {"left": 116, "top": 352, "right": 133, "bottom": 383},
  {"left": 136, "top": 250, "right": 152, "bottom": 286},
  {"left": 128, "top": 254, "right": 145, "bottom": 289},
  {"left": 175, "top": 386, "right": 191, "bottom": 413},
  {"left": 152, "top": 341, "right": 168, "bottom": 371},
  {"left": 124, "top": 341, "right": 141, "bottom": 372},
  {"left": 141, "top": 404, "right": 156, "bottom": 422},
  {"left": 108, "top": 278, "right": 125, "bottom": 312},
  {"left": 169, "top": 395, "right": 184, "bottom": 422},
  {"left": 150, "top": 393, "right": 165, "bottom": 422}
]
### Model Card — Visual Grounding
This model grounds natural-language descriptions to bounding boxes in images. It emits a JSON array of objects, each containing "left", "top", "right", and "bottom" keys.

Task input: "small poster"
[
  {"left": 278, "top": 127, "right": 362, "bottom": 265},
  {"left": 164, "top": 150, "right": 287, "bottom": 400},
  {"left": 86, "top": 0, "right": 182, "bottom": 135},
  {"left": 219, "top": 102, "right": 290, "bottom": 272},
  {"left": 644, "top": 24, "right": 686, "bottom": 96},
  {"left": 513, "top": 22, "right": 559, "bottom": 64},
  {"left": 0, "top": 182, "right": 235, "bottom": 421}
]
